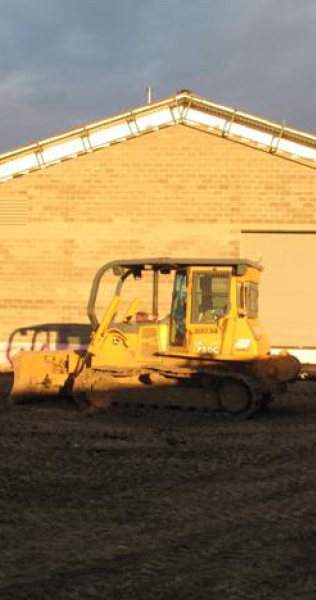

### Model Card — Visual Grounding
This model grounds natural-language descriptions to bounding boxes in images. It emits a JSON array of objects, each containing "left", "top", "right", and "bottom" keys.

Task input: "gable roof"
[{"left": 1, "top": 90, "right": 316, "bottom": 183}]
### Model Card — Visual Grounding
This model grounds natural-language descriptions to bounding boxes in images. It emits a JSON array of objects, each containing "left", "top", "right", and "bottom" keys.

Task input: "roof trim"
[{"left": 1, "top": 91, "right": 316, "bottom": 182}]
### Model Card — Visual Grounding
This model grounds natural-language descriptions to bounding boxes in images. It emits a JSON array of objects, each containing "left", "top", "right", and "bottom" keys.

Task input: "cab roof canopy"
[
  {"left": 88, "top": 258, "right": 262, "bottom": 328},
  {"left": 107, "top": 257, "right": 263, "bottom": 274}
]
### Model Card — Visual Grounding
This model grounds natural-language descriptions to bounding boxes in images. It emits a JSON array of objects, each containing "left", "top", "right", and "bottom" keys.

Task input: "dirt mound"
[{"left": 1, "top": 383, "right": 316, "bottom": 599}]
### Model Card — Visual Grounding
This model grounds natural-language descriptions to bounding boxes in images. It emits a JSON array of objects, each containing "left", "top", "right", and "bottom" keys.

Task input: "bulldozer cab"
[
  {"left": 87, "top": 258, "right": 271, "bottom": 365},
  {"left": 170, "top": 267, "right": 231, "bottom": 349}
]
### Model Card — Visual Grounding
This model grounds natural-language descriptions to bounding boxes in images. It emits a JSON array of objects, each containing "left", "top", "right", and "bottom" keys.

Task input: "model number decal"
[{"left": 195, "top": 341, "right": 219, "bottom": 355}]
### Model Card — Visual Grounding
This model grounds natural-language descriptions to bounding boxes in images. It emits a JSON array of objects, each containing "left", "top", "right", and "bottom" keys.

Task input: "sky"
[{"left": 1, "top": 0, "right": 316, "bottom": 153}]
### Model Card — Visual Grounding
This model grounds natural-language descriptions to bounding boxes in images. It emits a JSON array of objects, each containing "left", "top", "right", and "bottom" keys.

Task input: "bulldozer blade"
[{"left": 9, "top": 350, "right": 77, "bottom": 402}]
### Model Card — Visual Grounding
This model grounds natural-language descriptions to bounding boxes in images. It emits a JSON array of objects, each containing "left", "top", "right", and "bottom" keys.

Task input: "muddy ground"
[{"left": 1, "top": 383, "right": 316, "bottom": 599}]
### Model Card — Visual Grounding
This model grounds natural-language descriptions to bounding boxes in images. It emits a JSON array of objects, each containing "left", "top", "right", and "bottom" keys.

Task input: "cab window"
[
  {"left": 248, "top": 282, "right": 259, "bottom": 318},
  {"left": 170, "top": 271, "right": 187, "bottom": 345},
  {"left": 237, "top": 282, "right": 258, "bottom": 318},
  {"left": 191, "top": 272, "right": 230, "bottom": 324}
]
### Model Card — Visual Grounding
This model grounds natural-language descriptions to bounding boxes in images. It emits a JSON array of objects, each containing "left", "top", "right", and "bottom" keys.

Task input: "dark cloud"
[{"left": 1, "top": 0, "right": 316, "bottom": 152}]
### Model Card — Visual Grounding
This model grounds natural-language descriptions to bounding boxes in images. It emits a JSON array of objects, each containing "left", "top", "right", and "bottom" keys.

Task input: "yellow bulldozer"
[{"left": 10, "top": 258, "right": 300, "bottom": 418}]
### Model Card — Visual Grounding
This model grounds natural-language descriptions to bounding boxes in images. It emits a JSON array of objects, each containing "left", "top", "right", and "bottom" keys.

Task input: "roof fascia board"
[
  {"left": 0, "top": 95, "right": 180, "bottom": 162},
  {"left": 3, "top": 91, "right": 316, "bottom": 159},
  {"left": 188, "top": 93, "right": 316, "bottom": 148},
  {"left": 2, "top": 92, "right": 316, "bottom": 182}
]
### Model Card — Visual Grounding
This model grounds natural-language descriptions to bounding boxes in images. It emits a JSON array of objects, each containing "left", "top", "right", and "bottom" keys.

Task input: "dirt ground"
[{"left": 1, "top": 383, "right": 316, "bottom": 600}]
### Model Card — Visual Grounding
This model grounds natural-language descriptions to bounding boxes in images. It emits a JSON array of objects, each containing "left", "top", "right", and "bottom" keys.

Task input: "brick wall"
[{"left": 0, "top": 124, "right": 315, "bottom": 362}]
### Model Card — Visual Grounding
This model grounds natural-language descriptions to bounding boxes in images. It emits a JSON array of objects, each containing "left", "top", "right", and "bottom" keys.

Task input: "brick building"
[{"left": 1, "top": 90, "right": 316, "bottom": 364}]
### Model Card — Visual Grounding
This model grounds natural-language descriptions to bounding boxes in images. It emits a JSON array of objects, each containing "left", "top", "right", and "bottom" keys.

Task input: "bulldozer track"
[
  {"left": 70, "top": 365, "right": 265, "bottom": 419},
  {"left": 0, "top": 364, "right": 289, "bottom": 419}
]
